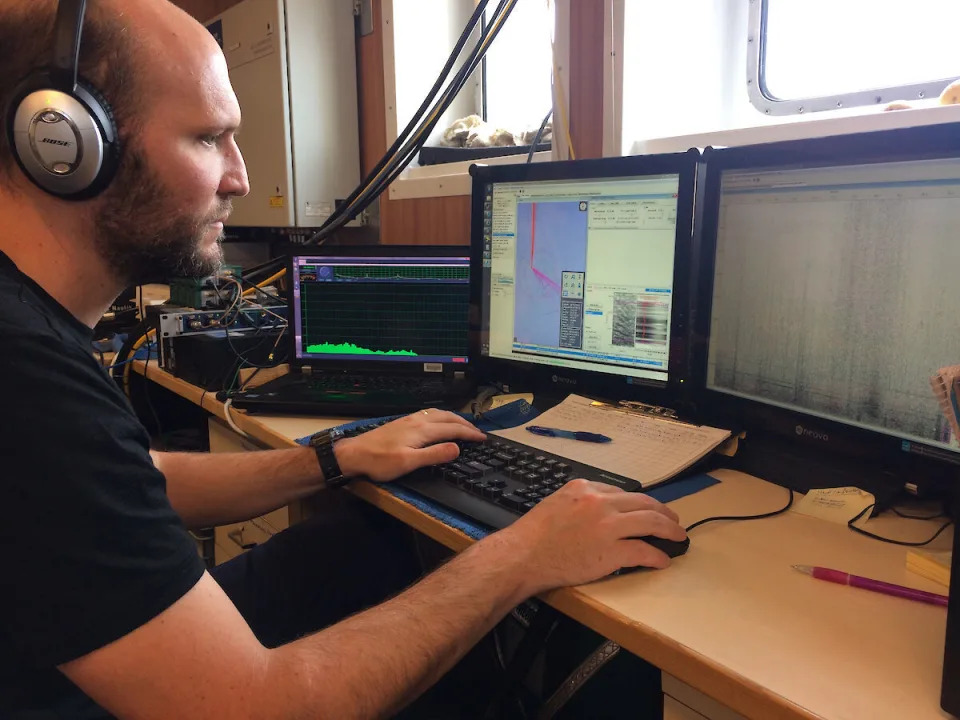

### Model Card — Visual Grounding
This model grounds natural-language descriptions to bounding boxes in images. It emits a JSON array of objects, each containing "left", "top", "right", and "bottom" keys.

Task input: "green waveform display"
[{"left": 306, "top": 341, "right": 418, "bottom": 356}]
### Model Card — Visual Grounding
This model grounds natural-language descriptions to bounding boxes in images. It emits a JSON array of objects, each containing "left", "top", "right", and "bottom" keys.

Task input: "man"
[{"left": 0, "top": 1, "right": 687, "bottom": 718}]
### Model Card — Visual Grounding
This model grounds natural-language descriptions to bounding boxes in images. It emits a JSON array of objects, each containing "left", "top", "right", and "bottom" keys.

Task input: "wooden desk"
[{"left": 134, "top": 361, "right": 955, "bottom": 720}]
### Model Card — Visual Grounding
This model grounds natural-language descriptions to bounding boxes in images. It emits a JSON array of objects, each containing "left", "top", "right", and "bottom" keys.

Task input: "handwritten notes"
[
  {"left": 793, "top": 487, "right": 876, "bottom": 525},
  {"left": 492, "top": 394, "right": 730, "bottom": 487}
]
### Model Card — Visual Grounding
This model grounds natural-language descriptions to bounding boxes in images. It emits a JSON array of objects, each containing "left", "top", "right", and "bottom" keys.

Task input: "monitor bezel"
[
  {"left": 469, "top": 150, "right": 700, "bottom": 405},
  {"left": 691, "top": 123, "right": 960, "bottom": 472},
  {"left": 286, "top": 245, "right": 472, "bottom": 375}
]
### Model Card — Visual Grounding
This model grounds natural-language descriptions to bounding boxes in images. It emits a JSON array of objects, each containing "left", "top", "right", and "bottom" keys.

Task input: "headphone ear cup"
[
  {"left": 71, "top": 78, "right": 121, "bottom": 195},
  {"left": 6, "top": 73, "right": 121, "bottom": 200}
]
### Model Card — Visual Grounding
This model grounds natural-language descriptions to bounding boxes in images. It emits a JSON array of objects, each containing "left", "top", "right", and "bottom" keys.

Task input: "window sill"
[
  {"left": 388, "top": 151, "right": 552, "bottom": 200},
  {"left": 628, "top": 103, "right": 960, "bottom": 155}
]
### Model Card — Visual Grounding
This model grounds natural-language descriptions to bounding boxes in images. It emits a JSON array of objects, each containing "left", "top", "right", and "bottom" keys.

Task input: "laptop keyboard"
[
  {"left": 308, "top": 374, "right": 449, "bottom": 397},
  {"left": 348, "top": 422, "right": 643, "bottom": 530}
]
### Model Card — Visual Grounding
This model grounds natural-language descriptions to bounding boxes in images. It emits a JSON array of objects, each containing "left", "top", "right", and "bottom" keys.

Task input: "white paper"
[{"left": 492, "top": 394, "right": 731, "bottom": 487}]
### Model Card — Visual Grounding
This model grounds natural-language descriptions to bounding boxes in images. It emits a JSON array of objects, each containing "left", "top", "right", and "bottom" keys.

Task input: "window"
[
  {"left": 388, "top": 0, "right": 554, "bottom": 167},
  {"left": 481, "top": 1, "right": 554, "bottom": 134},
  {"left": 750, "top": 0, "right": 960, "bottom": 115}
]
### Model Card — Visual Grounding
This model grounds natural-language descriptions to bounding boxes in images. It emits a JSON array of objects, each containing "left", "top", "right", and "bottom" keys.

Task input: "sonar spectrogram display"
[
  {"left": 512, "top": 201, "right": 588, "bottom": 348},
  {"left": 709, "top": 178, "right": 960, "bottom": 450}
]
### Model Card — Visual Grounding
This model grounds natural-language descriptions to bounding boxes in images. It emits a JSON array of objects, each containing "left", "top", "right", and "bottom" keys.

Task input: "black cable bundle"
[{"left": 304, "top": 0, "right": 520, "bottom": 246}]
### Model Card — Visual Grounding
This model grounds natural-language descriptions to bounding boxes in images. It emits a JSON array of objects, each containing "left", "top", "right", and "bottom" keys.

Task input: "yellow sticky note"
[
  {"left": 269, "top": 196, "right": 285, "bottom": 208},
  {"left": 793, "top": 487, "right": 876, "bottom": 525}
]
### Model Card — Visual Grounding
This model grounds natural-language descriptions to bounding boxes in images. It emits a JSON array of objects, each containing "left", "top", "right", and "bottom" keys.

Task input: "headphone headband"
[{"left": 51, "top": 0, "right": 87, "bottom": 93}]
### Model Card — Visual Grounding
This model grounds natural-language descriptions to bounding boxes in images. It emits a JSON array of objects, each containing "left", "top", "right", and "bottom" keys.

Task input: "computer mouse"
[
  {"left": 639, "top": 535, "right": 690, "bottom": 558},
  {"left": 613, "top": 535, "right": 690, "bottom": 576}
]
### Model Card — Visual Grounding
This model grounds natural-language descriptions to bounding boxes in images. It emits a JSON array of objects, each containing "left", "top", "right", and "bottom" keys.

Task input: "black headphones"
[{"left": 5, "top": 0, "right": 120, "bottom": 200}]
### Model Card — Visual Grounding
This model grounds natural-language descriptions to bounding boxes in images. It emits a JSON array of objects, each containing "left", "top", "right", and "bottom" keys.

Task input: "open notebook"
[{"left": 492, "top": 394, "right": 731, "bottom": 488}]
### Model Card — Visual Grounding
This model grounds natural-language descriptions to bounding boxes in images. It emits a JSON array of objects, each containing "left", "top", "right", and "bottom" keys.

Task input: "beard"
[{"left": 93, "top": 146, "right": 231, "bottom": 285}]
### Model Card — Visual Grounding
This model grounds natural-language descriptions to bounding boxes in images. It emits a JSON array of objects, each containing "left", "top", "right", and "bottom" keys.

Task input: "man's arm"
[
  {"left": 157, "top": 410, "right": 486, "bottom": 528},
  {"left": 60, "top": 481, "right": 686, "bottom": 720}
]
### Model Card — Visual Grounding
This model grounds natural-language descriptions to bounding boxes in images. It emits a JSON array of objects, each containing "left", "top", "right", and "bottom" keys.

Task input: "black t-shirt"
[{"left": 0, "top": 251, "right": 206, "bottom": 719}]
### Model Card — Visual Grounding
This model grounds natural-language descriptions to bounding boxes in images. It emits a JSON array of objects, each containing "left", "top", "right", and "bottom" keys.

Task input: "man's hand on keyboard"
[
  {"left": 498, "top": 479, "right": 687, "bottom": 589},
  {"left": 334, "top": 409, "right": 486, "bottom": 482}
]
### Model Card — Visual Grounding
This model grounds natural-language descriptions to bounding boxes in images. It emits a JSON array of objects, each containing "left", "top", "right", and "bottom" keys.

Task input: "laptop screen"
[{"left": 290, "top": 254, "right": 471, "bottom": 364}]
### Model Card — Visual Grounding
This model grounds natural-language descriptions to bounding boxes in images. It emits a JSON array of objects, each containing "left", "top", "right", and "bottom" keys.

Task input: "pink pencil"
[{"left": 792, "top": 564, "right": 949, "bottom": 607}]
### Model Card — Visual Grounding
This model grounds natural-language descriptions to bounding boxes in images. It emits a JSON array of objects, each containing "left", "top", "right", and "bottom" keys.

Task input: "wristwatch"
[{"left": 308, "top": 428, "right": 349, "bottom": 488}]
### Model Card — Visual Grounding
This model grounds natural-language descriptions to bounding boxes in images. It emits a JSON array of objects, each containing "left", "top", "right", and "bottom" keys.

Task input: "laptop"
[{"left": 230, "top": 246, "right": 475, "bottom": 416}]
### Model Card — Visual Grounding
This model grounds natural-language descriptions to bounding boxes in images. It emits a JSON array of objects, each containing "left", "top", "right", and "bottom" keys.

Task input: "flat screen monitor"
[
  {"left": 470, "top": 151, "right": 699, "bottom": 401},
  {"left": 694, "top": 125, "right": 960, "bottom": 471},
  {"left": 288, "top": 247, "right": 471, "bottom": 370}
]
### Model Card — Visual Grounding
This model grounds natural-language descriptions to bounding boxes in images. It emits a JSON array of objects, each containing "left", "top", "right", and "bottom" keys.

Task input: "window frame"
[
  {"left": 380, "top": 0, "right": 573, "bottom": 200},
  {"left": 747, "top": 0, "right": 958, "bottom": 116}
]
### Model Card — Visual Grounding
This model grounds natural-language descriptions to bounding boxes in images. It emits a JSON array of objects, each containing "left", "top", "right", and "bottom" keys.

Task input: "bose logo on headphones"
[
  {"left": 795, "top": 425, "right": 829, "bottom": 442},
  {"left": 39, "top": 138, "right": 72, "bottom": 147}
]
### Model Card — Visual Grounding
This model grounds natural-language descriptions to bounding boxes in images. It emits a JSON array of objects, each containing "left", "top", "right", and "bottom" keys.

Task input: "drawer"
[{"left": 662, "top": 675, "right": 746, "bottom": 720}]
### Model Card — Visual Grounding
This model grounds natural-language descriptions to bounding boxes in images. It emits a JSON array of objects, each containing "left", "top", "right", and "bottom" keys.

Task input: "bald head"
[{"left": 0, "top": 0, "right": 229, "bottom": 186}]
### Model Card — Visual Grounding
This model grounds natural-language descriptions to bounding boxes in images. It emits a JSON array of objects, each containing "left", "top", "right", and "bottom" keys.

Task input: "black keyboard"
[{"left": 394, "top": 435, "right": 643, "bottom": 531}]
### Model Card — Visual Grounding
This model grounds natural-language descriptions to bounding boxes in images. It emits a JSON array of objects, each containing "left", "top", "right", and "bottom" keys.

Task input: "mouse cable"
[
  {"left": 684, "top": 487, "right": 794, "bottom": 533},
  {"left": 846, "top": 504, "right": 954, "bottom": 547}
]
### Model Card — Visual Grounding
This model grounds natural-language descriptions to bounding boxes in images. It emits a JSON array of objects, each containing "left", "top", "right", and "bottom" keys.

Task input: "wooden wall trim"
[{"left": 568, "top": 0, "right": 606, "bottom": 159}]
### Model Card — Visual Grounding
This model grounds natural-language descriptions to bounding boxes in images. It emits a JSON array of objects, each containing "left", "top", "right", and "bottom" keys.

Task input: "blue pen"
[{"left": 526, "top": 425, "right": 612, "bottom": 443}]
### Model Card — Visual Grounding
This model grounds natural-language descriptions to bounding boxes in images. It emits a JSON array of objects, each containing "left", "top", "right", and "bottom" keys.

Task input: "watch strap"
[{"left": 308, "top": 428, "right": 348, "bottom": 488}]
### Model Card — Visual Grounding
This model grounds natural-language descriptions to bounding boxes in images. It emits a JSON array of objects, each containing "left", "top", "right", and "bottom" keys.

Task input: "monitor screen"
[
  {"left": 477, "top": 169, "right": 685, "bottom": 387},
  {"left": 705, "top": 154, "right": 960, "bottom": 461},
  {"left": 290, "top": 254, "right": 470, "bottom": 364}
]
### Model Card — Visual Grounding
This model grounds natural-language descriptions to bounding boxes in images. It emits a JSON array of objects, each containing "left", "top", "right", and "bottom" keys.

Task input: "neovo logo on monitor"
[
  {"left": 796, "top": 425, "right": 829, "bottom": 442},
  {"left": 551, "top": 374, "right": 577, "bottom": 386}
]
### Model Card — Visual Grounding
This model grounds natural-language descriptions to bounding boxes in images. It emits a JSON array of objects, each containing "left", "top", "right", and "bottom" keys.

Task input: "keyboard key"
[
  {"left": 453, "top": 463, "right": 482, "bottom": 479},
  {"left": 534, "top": 456, "right": 547, "bottom": 464},
  {"left": 488, "top": 478, "right": 507, "bottom": 488},
  {"left": 505, "top": 465, "right": 524, "bottom": 479},
  {"left": 522, "top": 472, "right": 540, "bottom": 484},
  {"left": 485, "top": 458, "right": 505, "bottom": 470},
  {"left": 472, "top": 481, "right": 491, "bottom": 494},
  {"left": 481, "top": 486, "right": 504, "bottom": 499},
  {"left": 543, "top": 458, "right": 558, "bottom": 467},
  {"left": 466, "top": 461, "right": 493, "bottom": 475},
  {"left": 499, "top": 493, "right": 527, "bottom": 511},
  {"left": 556, "top": 463, "right": 571, "bottom": 472},
  {"left": 522, "top": 501, "right": 538, "bottom": 512},
  {"left": 552, "top": 471, "right": 570, "bottom": 481},
  {"left": 495, "top": 452, "right": 516, "bottom": 462}
]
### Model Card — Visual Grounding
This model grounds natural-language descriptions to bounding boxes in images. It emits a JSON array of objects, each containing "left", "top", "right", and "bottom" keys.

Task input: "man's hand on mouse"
[
  {"left": 493, "top": 480, "right": 687, "bottom": 590},
  {"left": 333, "top": 409, "right": 486, "bottom": 482}
]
